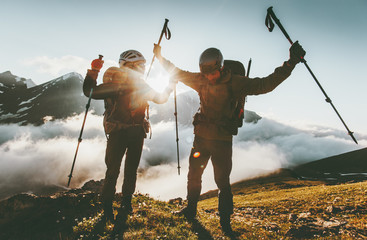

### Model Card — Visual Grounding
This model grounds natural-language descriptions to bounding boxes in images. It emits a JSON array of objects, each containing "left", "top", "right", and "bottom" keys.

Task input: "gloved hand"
[
  {"left": 289, "top": 41, "right": 306, "bottom": 65},
  {"left": 153, "top": 44, "right": 162, "bottom": 60},
  {"left": 91, "top": 56, "right": 104, "bottom": 72}
]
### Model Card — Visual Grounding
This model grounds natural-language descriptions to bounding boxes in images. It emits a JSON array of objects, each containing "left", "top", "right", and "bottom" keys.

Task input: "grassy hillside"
[
  {"left": 0, "top": 177, "right": 366, "bottom": 239},
  {"left": 70, "top": 180, "right": 367, "bottom": 240},
  {"left": 200, "top": 181, "right": 367, "bottom": 239}
]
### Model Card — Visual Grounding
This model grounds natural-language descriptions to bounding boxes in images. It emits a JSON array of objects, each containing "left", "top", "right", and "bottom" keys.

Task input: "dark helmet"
[{"left": 199, "top": 48, "right": 224, "bottom": 74}]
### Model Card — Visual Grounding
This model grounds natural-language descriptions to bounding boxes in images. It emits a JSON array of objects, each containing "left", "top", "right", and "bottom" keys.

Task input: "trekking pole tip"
[{"left": 349, "top": 132, "right": 358, "bottom": 144}]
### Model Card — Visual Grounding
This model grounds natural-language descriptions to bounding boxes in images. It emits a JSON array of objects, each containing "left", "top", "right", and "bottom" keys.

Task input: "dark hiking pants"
[
  {"left": 101, "top": 126, "right": 145, "bottom": 203},
  {"left": 187, "top": 135, "right": 233, "bottom": 216}
]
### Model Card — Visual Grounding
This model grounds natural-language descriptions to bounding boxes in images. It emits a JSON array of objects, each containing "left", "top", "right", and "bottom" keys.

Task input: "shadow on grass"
[
  {"left": 188, "top": 218, "right": 243, "bottom": 240},
  {"left": 190, "top": 219, "right": 215, "bottom": 240}
]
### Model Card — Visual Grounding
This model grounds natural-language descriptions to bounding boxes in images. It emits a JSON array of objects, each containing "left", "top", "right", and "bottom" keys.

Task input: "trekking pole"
[
  {"left": 146, "top": 18, "right": 171, "bottom": 80},
  {"left": 145, "top": 19, "right": 181, "bottom": 174},
  {"left": 67, "top": 55, "right": 103, "bottom": 187},
  {"left": 244, "top": 58, "right": 252, "bottom": 108},
  {"left": 246, "top": 58, "right": 252, "bottom": 77},
  {"left": 173, "top": 85, "right": 181, "bottom": 175},
  {"left": 265, "top": 7, "right": 358, "bottom": 144}
]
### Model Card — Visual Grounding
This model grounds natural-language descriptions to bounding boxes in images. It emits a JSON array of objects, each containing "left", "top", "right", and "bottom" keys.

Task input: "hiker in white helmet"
[{"left": 83, "top": 49, "right": 176, "bottom": 224}]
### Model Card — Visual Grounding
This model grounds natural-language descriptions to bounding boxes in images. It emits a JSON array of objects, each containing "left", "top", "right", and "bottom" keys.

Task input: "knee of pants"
[
  {"left": 188, "top": 172, "right": 203, "bottom": 189},
  {"left": 214, "top": 176, "right": 231, "bottom": 190},
  {"left": 105, "top": 167, "right": 120, "bottom": 180},
  {"left": 188, "top": 157, "right": 206, "bottom": 183}
]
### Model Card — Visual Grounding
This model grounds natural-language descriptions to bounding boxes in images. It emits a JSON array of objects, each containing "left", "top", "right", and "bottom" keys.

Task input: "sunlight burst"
[{"left": 145, "top": 65, "right": 171, "bottom": 92}]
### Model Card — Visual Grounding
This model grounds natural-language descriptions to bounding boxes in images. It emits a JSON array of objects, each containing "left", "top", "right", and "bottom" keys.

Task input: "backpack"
[
  {"left": 223, "top": 60, "right": 248, "bottom": 135},
  {"left": 103, "top": 96, "right": 151, "bottom": 137},
  {"left": 102, "top": 67, "right": 151, "bottom": 137}
]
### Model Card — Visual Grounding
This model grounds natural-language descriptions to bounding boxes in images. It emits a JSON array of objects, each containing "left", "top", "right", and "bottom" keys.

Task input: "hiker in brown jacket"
[
  {"left": 153, "top": 42, "right": 305, "bottom": 234},
  {"left": 83, "top": 50, "right": 175, "bottom": 222}
]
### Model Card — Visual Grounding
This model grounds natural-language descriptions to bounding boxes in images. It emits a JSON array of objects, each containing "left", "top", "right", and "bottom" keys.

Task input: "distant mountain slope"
[
  {"left": 0, "top": 71, "right": 261, "bottom": 126},
  {"left": 292, "top": 147, "right": 367, "bottom": 181},
  {"left": 201, "top": 147, "right": 367, "bottom": 200},
  {"left": 0, "top": 71, "right": 104, "bottom": 125}
]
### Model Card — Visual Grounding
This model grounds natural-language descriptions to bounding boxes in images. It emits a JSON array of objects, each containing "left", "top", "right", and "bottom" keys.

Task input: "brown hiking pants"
[
  {"left": 187, "top": 136, "right": 234, "bottom": 216},
  {"left": 101, "top": 126, "right": 145, "bottom": 203}
]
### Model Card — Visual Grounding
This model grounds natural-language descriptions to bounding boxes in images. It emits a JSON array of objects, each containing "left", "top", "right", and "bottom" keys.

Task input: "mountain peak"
[
  {"left": 0, "top": 71, "right": 103, "bottom": 125},
  {"left": 0, "top": 71, "right": 36, "bottom": 89}
]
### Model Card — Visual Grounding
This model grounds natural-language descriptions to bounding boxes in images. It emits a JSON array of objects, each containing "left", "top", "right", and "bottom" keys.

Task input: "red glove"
[{"left": 91, "top": 55, "right": 104, "bottom": 71}]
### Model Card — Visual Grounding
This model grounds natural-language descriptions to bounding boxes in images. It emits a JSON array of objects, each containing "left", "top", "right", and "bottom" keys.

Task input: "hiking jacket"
[
  {"left": 158, "top": 57, "right": 296, "bottom": 141},
  {"left": 83, "top": 67, "right": 172, "bottom": 131}
]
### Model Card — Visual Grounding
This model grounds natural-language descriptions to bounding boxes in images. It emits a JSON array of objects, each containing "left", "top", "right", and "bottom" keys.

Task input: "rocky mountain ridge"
[
  {"left": 0, "top": 71, "right": 104, "bottom": 125},
  {"left": 0, "top": 71, "right": 262, "bottom": 126}
]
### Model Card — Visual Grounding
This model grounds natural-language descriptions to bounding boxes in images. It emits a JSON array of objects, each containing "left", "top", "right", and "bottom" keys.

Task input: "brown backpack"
[{"left": 223, "top": 60, "right": 247, "bottom": 134}]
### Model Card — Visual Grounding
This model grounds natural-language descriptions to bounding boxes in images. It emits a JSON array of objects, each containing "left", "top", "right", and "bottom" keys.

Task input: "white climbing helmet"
[{"left": 119, "top": 50, "right": 146, "bottom": 65}]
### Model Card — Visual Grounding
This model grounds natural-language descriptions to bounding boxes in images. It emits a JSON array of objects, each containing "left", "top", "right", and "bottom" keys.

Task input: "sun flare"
[{"left": 145, "top": 66, "right": 171, "bottom": 92}]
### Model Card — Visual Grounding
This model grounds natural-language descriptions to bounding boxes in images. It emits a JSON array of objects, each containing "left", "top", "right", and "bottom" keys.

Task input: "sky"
[
  {"left": 1, "top": 0, "right": 367, "bottom": 199},
  {"left": 2, "top": 0, "right": 367, "bottom": 136}
]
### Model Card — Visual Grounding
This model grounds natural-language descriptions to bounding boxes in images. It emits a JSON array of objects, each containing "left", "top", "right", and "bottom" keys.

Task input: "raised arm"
[
  {"left": 233, "top": 41, "right": 306, "bottom": 97},
  {"left": 153, "top": 44, "right": 202, "bottom": 92}
]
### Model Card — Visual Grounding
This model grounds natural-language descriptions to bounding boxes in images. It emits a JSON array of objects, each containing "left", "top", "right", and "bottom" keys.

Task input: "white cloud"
[
  {"left": 22, "top": 55, "right": 88, "bottom": 77},
  {"left": 0, "top": 113, "right": 365, "bottom": 201},
  {"left": 21, "top": 55, "right": 116, "bottom": 80}
]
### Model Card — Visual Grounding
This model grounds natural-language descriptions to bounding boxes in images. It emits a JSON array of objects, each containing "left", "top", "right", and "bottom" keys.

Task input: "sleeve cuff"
[{"left": 87, "top": 69, "right": 99, "bottom": 80}]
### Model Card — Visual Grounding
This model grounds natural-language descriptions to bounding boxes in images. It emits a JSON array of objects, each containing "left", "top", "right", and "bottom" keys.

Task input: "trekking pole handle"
[
  {"left": 157, "top": 19, "right": 169, "bottom": 46},
  {"left": 267, "top": 7, "right": 293, "bottom": 45},
  {"left": 146, "top": 19, "right": 170, "bottom": 80}
]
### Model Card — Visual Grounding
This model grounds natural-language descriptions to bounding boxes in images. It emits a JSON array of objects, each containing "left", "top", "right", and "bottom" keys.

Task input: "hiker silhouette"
[
  {"left": 153, "top": 42, "right": 305, "bottom": 233},
  {"left": 83, "top": 49, "right": 176, "bottom": 223}
]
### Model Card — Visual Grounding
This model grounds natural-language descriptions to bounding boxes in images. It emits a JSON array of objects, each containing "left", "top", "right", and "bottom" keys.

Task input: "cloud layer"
[{"left": 0, "top": 113, "right": 365, "bottom": 201}]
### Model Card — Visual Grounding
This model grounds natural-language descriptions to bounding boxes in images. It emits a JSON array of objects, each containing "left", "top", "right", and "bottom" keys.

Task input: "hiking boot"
[
  {"left": 175, "top": 206, "right": 197, "bottom": 220},
  {"left": 220, "top": 215, "right": 233, "bottom": 236}
]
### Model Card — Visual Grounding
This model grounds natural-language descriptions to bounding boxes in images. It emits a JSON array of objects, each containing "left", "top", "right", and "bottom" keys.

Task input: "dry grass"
[
  {"left": 198, "top": 181, "right": 367, "bottom": 239},
  {"left": 72, "top": 181, "right": 367, "bottom": 239}
]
